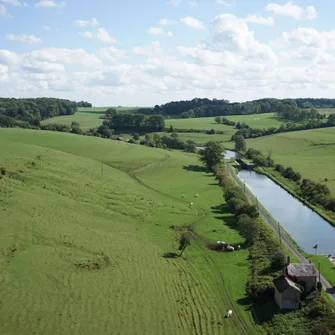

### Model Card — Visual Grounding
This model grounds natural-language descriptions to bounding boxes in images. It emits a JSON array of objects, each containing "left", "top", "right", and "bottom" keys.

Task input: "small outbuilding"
[
  {"left": 273, "top": 275, "right": 302, "bottom": 310},
  {"left": 285, "top": 263, "right": 317, "bottom": 293}
]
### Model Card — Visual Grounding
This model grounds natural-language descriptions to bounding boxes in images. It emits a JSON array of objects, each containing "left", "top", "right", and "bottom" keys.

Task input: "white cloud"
[
  {"left": 1, "top": 0, "right": 21, "bottom": 6},
  {"left": 0, "top": 49, "right": 20, "bottom": 65},
  {"left": 6, "top": 33, "right": 42, "bottom": 44},
  {"left": 42, "top": 25, "right": 51, "bottom": 31},
  {"left": 147, "top": 27, "right": 173, "bottom": 36},
  {"left": 35, "top": 0, "right": 65, "bottom": 8},
  {"left": 266, "top": 2, "right": 318, "bottom": 20},
  {"left": 216, "top": 0, "right": 234, "bottom": 5},
  {"left": 167, "top": 0, "right": 181, "bottom": 6},
  {"left": 180, "top": 16, "right": 205, "bottom": 30},
  {"left": 244, "top": 15, "right": 274, "bottom": 26},
  {"left": 73, "top": 17, "right": 99, "bottom": 28},
  {"left": 0, "top": 4, "right": 7, "bottom": 15},
  {"left": 133, "top": 41, "right": 163, "bottom": 57},
  {"left": 79, "top": 31, "right": 93, "bottom": 39},
  {"left": 97, "top": 47, "right": 127, "bottom": 61},
  {"left": 159, "top": 18, "right": 174, "bottom": 25},
  {"left": 96, "top": 28, "right": 117, "bottom": 44}
]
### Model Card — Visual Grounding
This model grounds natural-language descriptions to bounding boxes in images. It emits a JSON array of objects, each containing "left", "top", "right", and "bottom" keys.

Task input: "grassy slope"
[
  {"left": 246, "top": 127, "right": 335, "bottom": 195},
  {"left": 41, "top": 112, "right": 103, "bottom": 130},
  {"left": 0, "top": 128, "right": 259, "bottom": 335}
]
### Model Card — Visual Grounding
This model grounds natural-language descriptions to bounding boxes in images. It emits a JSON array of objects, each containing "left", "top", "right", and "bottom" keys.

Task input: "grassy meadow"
[
  {"left": 246, "top": 127, "right": 335, "bottom": 195},
  {"left": 41, "top": 112, "right": 103, "bottom": 130},
  {"left": 0, "top": 128, "right": 260, "bottom": 335},
  {"left": 318, "top": 108, "right": 335, "bottom": 115}
]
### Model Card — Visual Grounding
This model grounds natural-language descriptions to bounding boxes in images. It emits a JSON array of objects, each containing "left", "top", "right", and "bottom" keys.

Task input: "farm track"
[{"left": 127, "top": 155, "right": 257, "bottom": 334}]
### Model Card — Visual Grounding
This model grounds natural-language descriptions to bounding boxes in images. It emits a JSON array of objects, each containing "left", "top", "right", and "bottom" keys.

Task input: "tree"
[
  {"left": 171, "top": 132, "right": 179, "bottom": 139},
  {"left": 215, "top": 116, "right": 222, "bottom": 124},
  {"left": 178, "top": 232, "right": 191, "bottom": 256},
  {"left": 234, "top": 135, "right": 246, "bottom": 152},
  {"left": 105, "top": 108, "right": 117, "bottom": 119},
  {"left": 185, "top": 142, "right": 196, "bottom": 153},
  {"left": 328, "top": 114, "right": 335, "bottom": 125},
  {"left": 199, "top": 141, "right": 224, "bottom": 171},
  {"left": 133, "top": 133, "right": 140, "bottom": 140},
  {"left": 71, "top": 121, "right": 80, "bottom": 128},
  {"left": 237, "top": 214, "right": 259, "bottom": 245}
]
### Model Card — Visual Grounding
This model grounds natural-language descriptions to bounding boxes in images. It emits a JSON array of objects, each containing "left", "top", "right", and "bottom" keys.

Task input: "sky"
[{"left": 0, "top": 0, "right": 334, "bottom": 106}]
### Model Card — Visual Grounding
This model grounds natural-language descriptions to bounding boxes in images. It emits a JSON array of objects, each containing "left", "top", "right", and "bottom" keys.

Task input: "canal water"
[
  {"left": 238, "top": 169, "right": 335, "bottom": 255},
  {"left": 197, "top": 148, "right": 335, "bottom": 255}
]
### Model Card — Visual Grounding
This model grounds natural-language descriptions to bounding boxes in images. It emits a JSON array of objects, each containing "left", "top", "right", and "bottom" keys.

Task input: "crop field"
[
  {"left": 246, "top": 127, "right": 335, "bottom": 195},
  {"left": 41, "top": 112, "right": 103, "bottom": 130},
  {"left": 0, "top": 128, "right": 259, "bottom": 335}
]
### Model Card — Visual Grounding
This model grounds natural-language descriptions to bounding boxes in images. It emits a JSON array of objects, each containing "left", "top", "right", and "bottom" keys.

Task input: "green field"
[
  {"left": 246, "top": 127, "right": 335, "bottom": 195},
  {"left": 0, "top": 128, "right": 259, "bottom": 335},
  {"left": 78, "top": 107, "right": 143, "bottom": 113},
  {"left": 168, "top": 113, "right": 282, "bottom": 131},
  {"left": 41, "top": 112, "right": 103, "bottom": 130},
  {"left": 318, "top": 108, "right": 335, "bottom": 115}
]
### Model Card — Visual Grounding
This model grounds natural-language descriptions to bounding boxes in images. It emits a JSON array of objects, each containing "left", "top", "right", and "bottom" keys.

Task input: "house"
[
  {"left": 273, "top": 275, "right": 302, "bottom": 310},
  {"left": 285, "top": 263, "right": 317, "bottom": 293}
]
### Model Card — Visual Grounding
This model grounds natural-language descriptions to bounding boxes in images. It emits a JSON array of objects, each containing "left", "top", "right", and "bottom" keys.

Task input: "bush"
[
  {"left": 132, "top": 133, "right": 140, "bottom": 140},
  {"left": 0, "top": 166, "right": 6, "bottom": 175},
  {"left": 270, "top": 249, "right": 286, "bottom": 270}
]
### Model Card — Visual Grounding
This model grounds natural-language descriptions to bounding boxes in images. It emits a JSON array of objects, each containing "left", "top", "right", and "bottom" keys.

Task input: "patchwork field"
[
  {"left": 246, "top": 127, "right": 335, "bottom": 195},
  {"left": 0, "top": 128, "right": 259, "bottom": 335}
]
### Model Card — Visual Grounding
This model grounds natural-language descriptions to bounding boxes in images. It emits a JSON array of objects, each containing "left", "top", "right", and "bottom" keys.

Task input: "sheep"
[
  {"left": 227, "top": 245, "right": 234, "bottom": 252},
  {"left": 237, "top": 245, "right": 241, "bottom": 250},
  {"left": 227, "top": 310, "right": 233, "bottom": 318},
  {"left": 195, "top": 194, "right": 199, "bottom": 197},
  {"left": 190, "top": 202, "right": 193, "bottom": 206},
  {"left": 182, "top": 194, "right": 185, "bottom": 198}
]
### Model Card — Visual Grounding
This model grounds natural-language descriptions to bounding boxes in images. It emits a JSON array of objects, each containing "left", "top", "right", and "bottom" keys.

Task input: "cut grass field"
[
  {"left": 41, "top": 112, "right": 103, "bottom": 130},
  {"left": 246, "top": 127, "right": 335, "bottom": 196},
  {"left": 78, "top": 106, "right": 143, "bottom": 113},
  {"left": 0, "top": 128, "right": 260, "bottom": 335},
  {"left": 167, "top": 113, "right": 282, "bottom": 131},
  {"left": 318, "top": 108, "right": 335, "bottom": 115}
]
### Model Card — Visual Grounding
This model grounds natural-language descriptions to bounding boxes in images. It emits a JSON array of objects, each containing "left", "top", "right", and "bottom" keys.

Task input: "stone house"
[
  {"left": 285, "top": 263, "right": 317, "bottom": 293},
  {"left": 273, "top": 275, "right": 302, "bottom": 310}
]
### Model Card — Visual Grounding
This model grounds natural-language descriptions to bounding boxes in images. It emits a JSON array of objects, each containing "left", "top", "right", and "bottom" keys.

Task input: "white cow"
[{"left": 227, "top": 310, "right": 233, "bottom": 318}]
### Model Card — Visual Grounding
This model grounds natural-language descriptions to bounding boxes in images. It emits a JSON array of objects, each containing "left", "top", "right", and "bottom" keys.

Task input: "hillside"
[
  {"left": 246, "top": 127, "right": 335, "bottom": 195},
  {"left": 0, "top": 128, "right": 258, "bottom": 335}
]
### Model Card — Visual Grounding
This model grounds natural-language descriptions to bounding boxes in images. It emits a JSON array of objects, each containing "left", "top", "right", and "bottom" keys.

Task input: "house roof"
[
  {"left": 273, "top": 275, "right": 302, "bottom": 293},
  {"left": 287, "top": 263, "right": 317, "bottom": 277}
]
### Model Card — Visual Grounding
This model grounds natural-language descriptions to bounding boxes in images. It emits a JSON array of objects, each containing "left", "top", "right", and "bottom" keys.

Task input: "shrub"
[
  {"left": 270, "top": 249, "right": 286, "bottom": 270},
  {"left": 0, "top": 166, "right": 6, "bottom": 175},
  {"left": 132, "top": 133, "right": 140, "bottom": 140}
]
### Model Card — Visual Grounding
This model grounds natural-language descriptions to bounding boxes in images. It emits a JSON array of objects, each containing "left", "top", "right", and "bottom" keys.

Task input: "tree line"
[
  {"left": 232, "top": 117, "right": 335, "bottom": 141},
  {"left": 102, "top": 110, "right": 165, "bottom": 132},
  {"left": 133, "top": 97, "right": 335, "bottom": 118},
  {"left": 0, "top": 98, "right": 77, "bottom": 125},
  {"left": 76, "top": 101, "right": 92, "bottom": 108}
]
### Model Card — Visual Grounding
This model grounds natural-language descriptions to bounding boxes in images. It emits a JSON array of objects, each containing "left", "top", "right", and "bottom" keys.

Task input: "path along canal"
[{"left": 224, "top": 150, "right": 335, "bottom": 256}]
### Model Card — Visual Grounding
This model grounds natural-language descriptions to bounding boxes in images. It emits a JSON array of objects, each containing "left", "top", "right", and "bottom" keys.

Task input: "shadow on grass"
[
  {"left": 183, "top": 165, "right": 208, "bottom": 172},
  {"left": 162, "top": 252, "right": 179, "bottom": 259},
  {"left": 326, "top": 286, "right": 335, "bottom": 294}
]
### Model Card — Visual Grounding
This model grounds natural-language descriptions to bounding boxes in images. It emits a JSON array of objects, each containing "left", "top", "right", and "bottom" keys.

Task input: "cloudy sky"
[{"left": 0, "top": 0, "right": 333, "bottom": 106}]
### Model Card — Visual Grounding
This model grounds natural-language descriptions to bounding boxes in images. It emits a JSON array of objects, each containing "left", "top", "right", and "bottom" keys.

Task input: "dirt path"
[{"left": 226, "top": 164, "right": 335, "bottom": 304}]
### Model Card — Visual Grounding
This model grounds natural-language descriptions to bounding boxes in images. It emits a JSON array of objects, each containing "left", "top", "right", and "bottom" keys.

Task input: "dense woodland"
[
  {"left": 76, "top": 101, "right": 92, "bottom": 108},
  {"left": 0, "top": 98, "right": 77, "bottom": 126},
  {"left": 135, "top": 98, "right": 335, "bottom": 118}
]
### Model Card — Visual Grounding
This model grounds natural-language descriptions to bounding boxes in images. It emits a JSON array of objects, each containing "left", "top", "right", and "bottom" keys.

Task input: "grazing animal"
[
  {"left": 237, "top": 245, "right": 241, "bottom": 250},
  {"left": 195, "top": 194, "right": 198, "bottom": 197},
  {"left": 227, "top": 310, "right": 233, "bottom": 318},
  {"left": 182, "top": 194, "right": 185, "bottom": 198},
  {"left": 227, "top": 245, "right": 234, "bottom": 252},
  {"left": 190, "top": 202, "right": 193, "bottom": 206}
]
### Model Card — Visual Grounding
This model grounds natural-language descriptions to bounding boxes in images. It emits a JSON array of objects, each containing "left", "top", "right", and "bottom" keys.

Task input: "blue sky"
[{"left": 0, "top": 0, "right": 334, "bottom": 106}]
